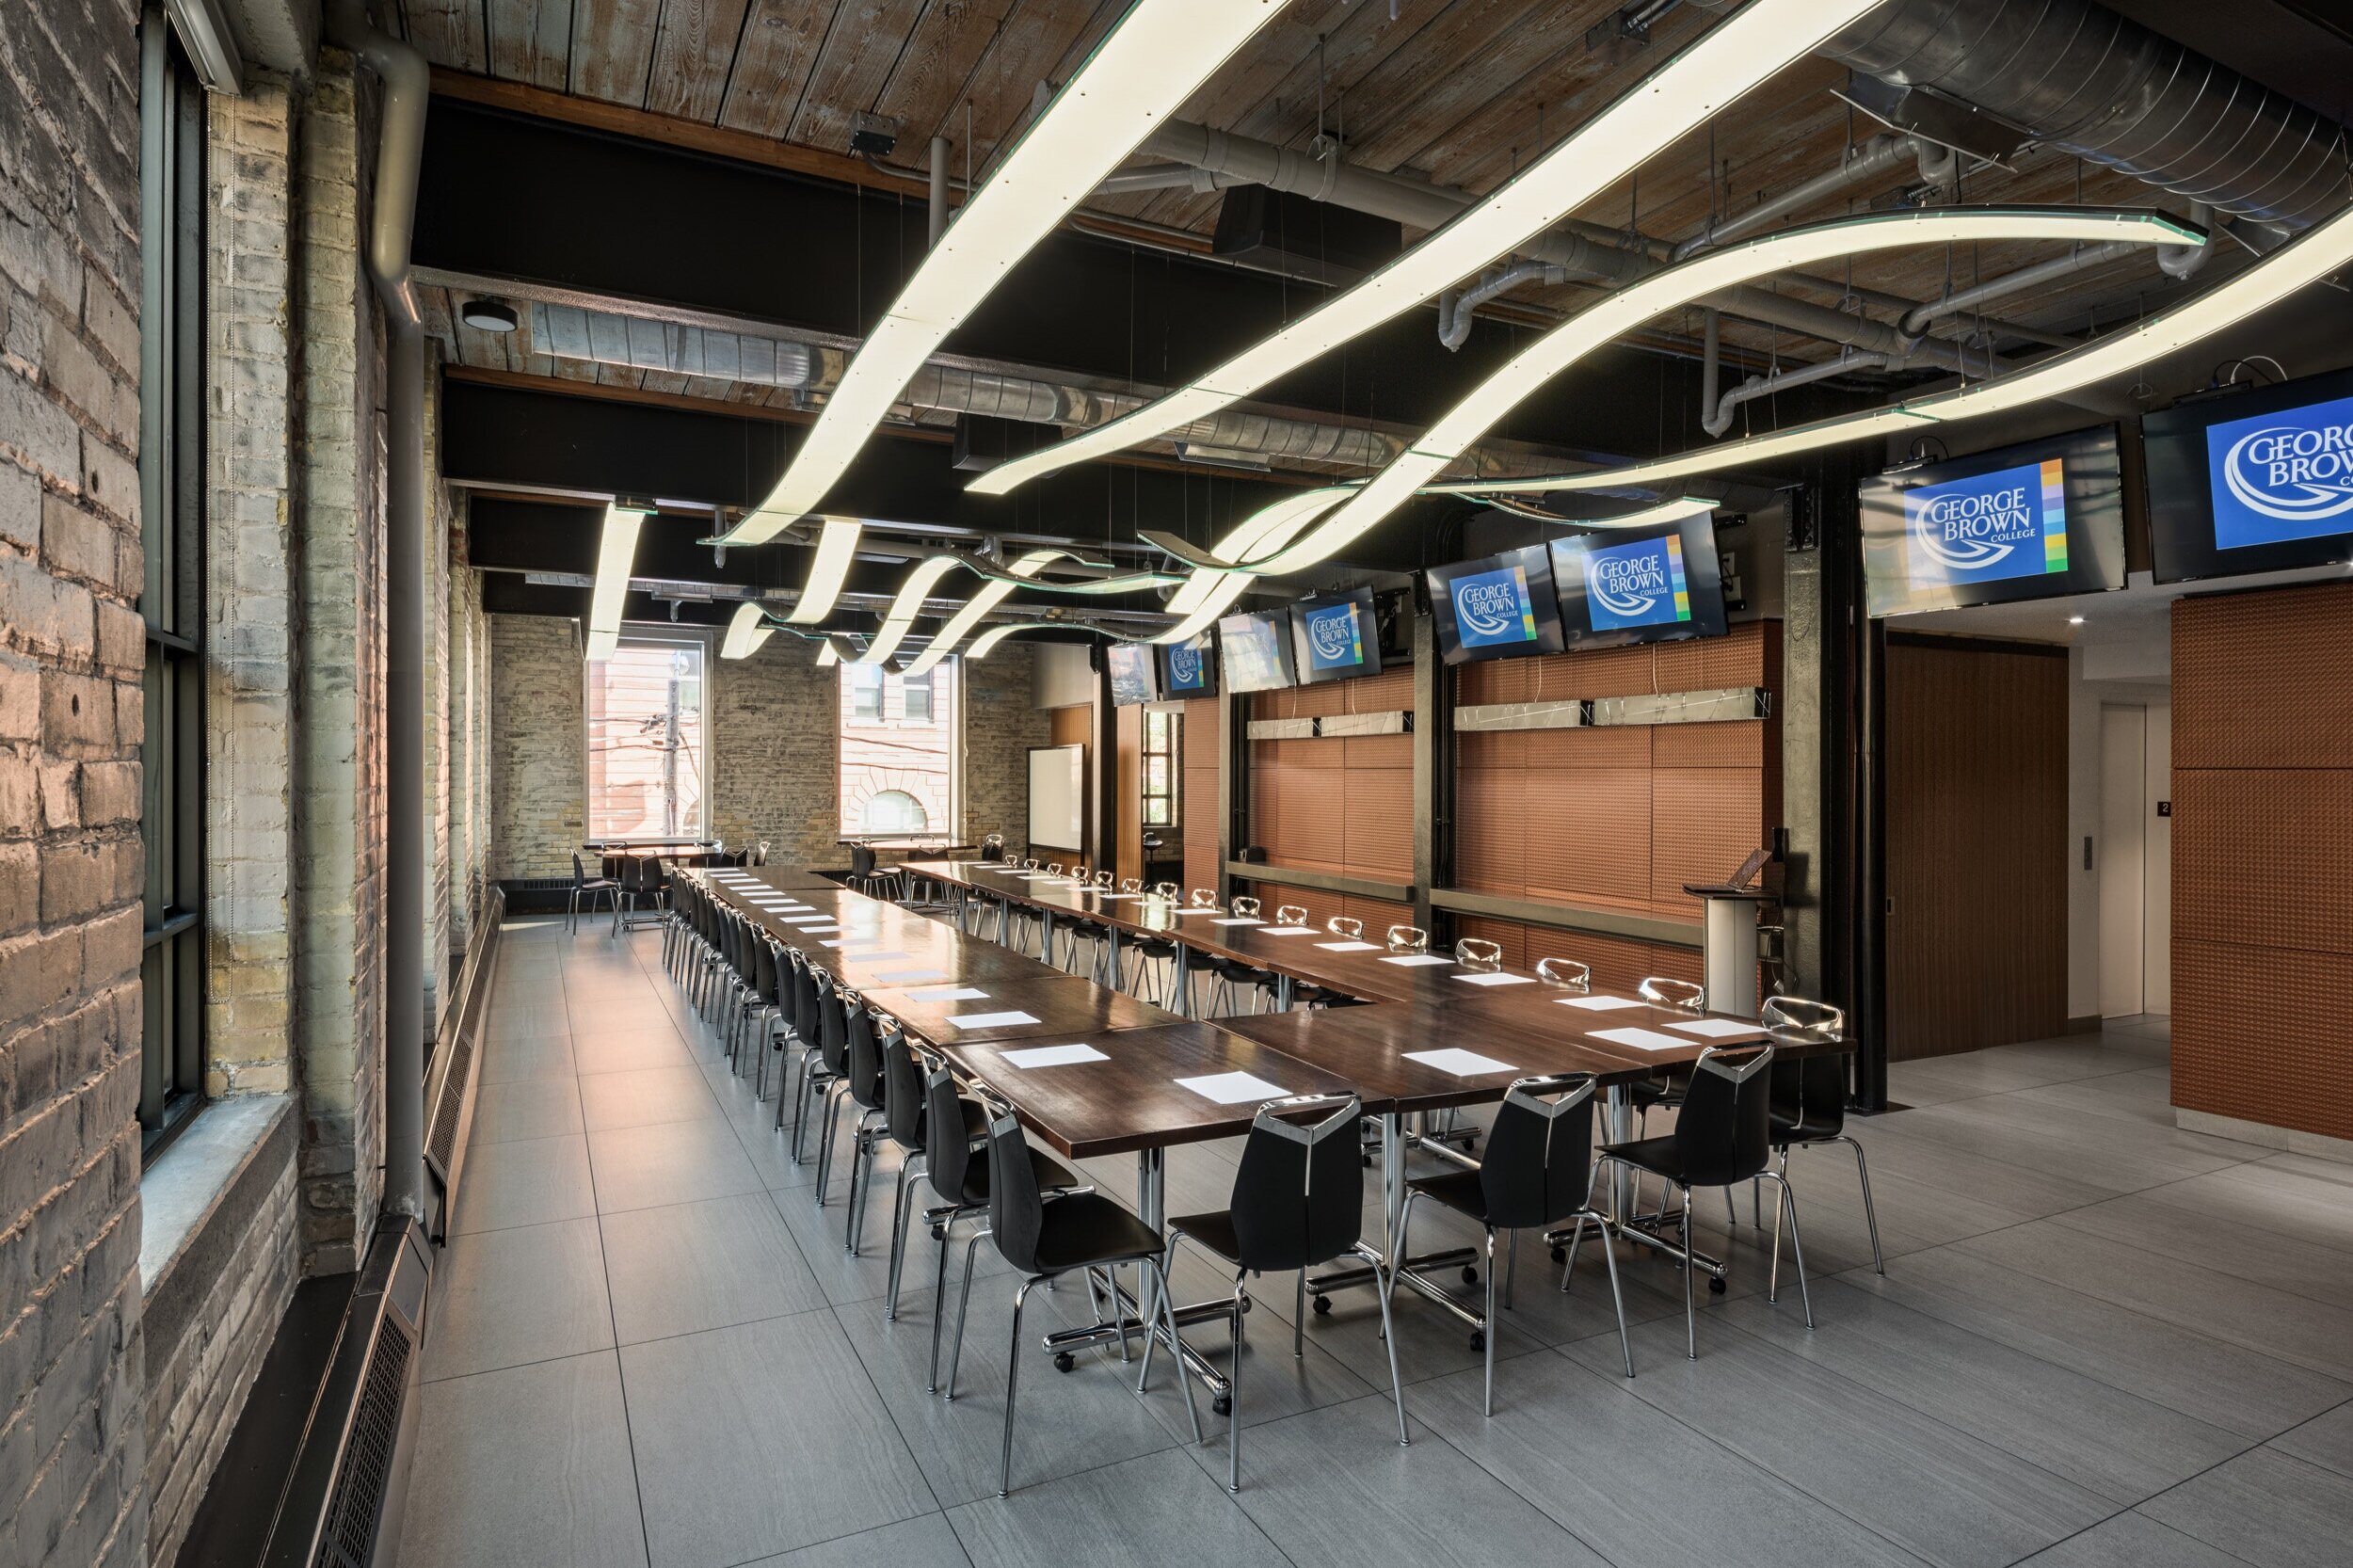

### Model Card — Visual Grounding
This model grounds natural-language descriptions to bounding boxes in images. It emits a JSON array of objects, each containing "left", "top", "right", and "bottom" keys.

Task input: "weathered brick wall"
[
  {"left": 968, "top": 643, "right": 1047, "bottom": 858},
  {"left": 447, "top": 541, "right": 489, "bottom": 949},
  {"left": 710, "top": 636, "right": 840, "bottom": 865},
  {"left": 290, "top": 51, "right": 387, "bottom": 1276},
  {"left": 488, "top": 614, "right": 583, "bottom": 881},
  {"left": 0, "top": 0, "right": 153, "bottom": 1563},
  {"left": 422, "top": 373, "right": 453, "bottom": 1029}
]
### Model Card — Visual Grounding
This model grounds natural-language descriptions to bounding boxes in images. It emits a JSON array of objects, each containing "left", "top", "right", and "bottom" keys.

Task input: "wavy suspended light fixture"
[
  {"left": 584, "top": 500, "right": 656, "bottom": 662},
  {"left": 856, "top": 549, "right": 1180, "bottom": 667},
  {"left": 786, "top": 517, "right": 864, "bottom": 625},
  {"left": 1136, "top": 487, "right": 1353, "bottom": 646},
  {"left": 720, "top": 600, "right": 776, "bottom": 660},
  {"left": 1222, "top": 206, "right": 2200, "bottom": 578},
  {"left": 968, "top": 621, "right": 1081, "bottom": 659},
  {"left": 900, "top": 550, "right": 1070, "bottom": 677},
  {"left": 968, "top": 0, "right": 1892, "bottom": 499},
  {"left": 1441, "top": 203, "right": 2353, "bottom": 504},
  {"left": 712, "top": 0, "right": 1291, "bottom": 552}
]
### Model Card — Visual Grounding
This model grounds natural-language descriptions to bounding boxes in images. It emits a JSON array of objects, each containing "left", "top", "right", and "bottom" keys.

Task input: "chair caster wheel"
[
  {"left": 1468, "top": 1331, "right": 1485, "bottom": 1352},
  {"left": 1550, "top": 1245, "right": 1567, "bottom": 1264},
  {"left": 930, "top": 1226, "right": 947, "bottom": 1241},
  {"left": 1053, "top": 1352, "right": 1077, "bottom": 1373},
  {"left": 1311, "top": 1295, "right": 1332, "bottom": 1316},
  {"left": 1361, "top": 1153, "right": 1373, "bottom": 1167},
  {"left": 1211, "top": 1396, "right": 1232, "bottom": 1416},
  {"left": 1462, "top": 1266, "right": 1480, "bottom": 1286},
  {"left": 1238, "top": 1296, "right": 1253, "bottom": 1315},
  {"left": 1708, "top": 1274, "right": 1727, "bottom": 1295}
]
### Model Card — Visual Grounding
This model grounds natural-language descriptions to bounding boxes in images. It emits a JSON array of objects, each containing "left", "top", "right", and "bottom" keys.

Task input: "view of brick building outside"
[{"left": 837, "top": 663, "right": 958, "bottom": 836}]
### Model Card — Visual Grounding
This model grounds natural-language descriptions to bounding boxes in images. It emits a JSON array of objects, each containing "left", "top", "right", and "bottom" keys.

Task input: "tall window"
[
  {"left": 586, "top": 635, "right": 708, "bottom": 840},
  {"left": 138, "top": 10, "right": 206, "bottom": 1148},
  {"left": 839, "top": 662, "right": 960, "bottom": 838},
  {"left": 1144, "top": 708, "right": 1181, "bottom": 827}
]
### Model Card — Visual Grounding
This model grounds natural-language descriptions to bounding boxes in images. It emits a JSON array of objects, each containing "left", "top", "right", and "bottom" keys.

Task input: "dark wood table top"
[
  {"left": 862, "top": 973, "right": 1180, "bottom": 1048},
  {"left": 938, "top": 1020, "right": 1362, "bottom": 1160}
]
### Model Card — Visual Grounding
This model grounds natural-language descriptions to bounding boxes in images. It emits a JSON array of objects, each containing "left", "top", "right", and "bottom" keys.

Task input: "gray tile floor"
[{"left": 398, "top": 918, "right": 2353, "bottom": 1568}]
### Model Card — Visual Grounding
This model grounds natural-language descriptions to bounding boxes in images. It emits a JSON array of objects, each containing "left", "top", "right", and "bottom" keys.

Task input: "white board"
[{"left": 1028, "top": 744, "right": 1084, "bottom": 851}]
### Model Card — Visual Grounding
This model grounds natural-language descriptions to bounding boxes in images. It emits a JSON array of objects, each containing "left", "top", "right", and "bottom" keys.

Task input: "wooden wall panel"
[
  {"left": 1453, "top": 916, "right": 1704, "bottom": 995},
  {"left": 1047, "top": 705, "right": 1089, "bottom": 747},
  {"left": 1115, "top": 703, "right": 1143, "bottom": 884},
  {"left": 1181, "top": 696, "right": 1220, "bottom": 896},
  {"left": 1883, "top": 639, "right": 2068, "bottom": 1061},
  {"left": 2172, "top": 582, "right": 2353, "bottom": 1142},
  {"left": 1235, "top": 883, "right": 1413, "bottom": 943},
  {"left": 1454, "top": 623, "right": 1777, "bottom": 926},
  {"left": 1247, "top": 667, "right": 1413, "bottom": 884}
]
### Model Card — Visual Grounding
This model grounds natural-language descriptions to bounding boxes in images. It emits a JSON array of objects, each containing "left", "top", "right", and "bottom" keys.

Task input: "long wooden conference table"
[{"left": 689, "top": 860, "right": 1837, "bottom": 1397}]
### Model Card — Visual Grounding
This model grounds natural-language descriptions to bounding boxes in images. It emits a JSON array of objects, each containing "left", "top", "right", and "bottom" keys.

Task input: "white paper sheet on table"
[
  {"left": 904, "top": 985, "right": 989, "bottom": 1002},
  {"left": 1210, "top": 917, "right": 1264, "bottom": 926},
  {"left": 1560, "top": 995, "right": 1644, "bottom": 1011},
  {"left": 1670, "top": 1017, "right": 1769, "bottom": 1039},
  {"left": 1591, "top": 1027, "right": 1698, "bottom": 1053},
  {"left": 1174, "top": 1071, "right": 1289, "bottom": 1105},
  {"left": 779, "top": 916, "right": 828, "bottom": 924},
  {"left": 1454, "top": 972, "right": 1534, "bottom": 987},
  {"left": 1095, "top": 893, "right": 1140, "bottom": 901},
  {"left": 1316, "top": 940, "right": 1380, "bottom": 952},
  {"left": 946, "top": 1010, "right": 1041, "bottom": 1029},
  {"left": 1170, "top": 908, "right": 1220, "bottom": 917},
  {"left": 1402, "top": 1048, "right": 1519, "bottom": 1079},
  {"left": 838, "top": 950, "right": 911, "bottom": 962},
  {"left": 1380, "top": 954, "right": 1453, "bottom": 967},
  {"left": 872, "top": 968, "right": 950, "bottom": 984},
  {"left": 1000, "top": 1044, "right": 1109, "bottom": 1069},
  {"left": 1261, "top": 926, "right": 1316, "bottom": 936}
]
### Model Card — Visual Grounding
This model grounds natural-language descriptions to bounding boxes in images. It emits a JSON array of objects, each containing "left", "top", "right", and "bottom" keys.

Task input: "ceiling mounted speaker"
[{"left": 460, "top": 299, "right": 520, "bottom": 333}]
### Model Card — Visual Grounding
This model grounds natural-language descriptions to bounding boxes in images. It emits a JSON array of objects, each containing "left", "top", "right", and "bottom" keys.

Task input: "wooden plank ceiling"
[{"left": 398, "top": 0, "right": 2214, "bottom": 387}]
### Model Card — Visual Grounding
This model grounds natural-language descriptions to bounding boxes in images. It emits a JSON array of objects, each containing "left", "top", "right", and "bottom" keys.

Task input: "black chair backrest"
[
  {"left": 923, "top": 1059, "right": 978, "bottom": 1199},
  {"left": 573, "top": 851, "right": 591, "bottom": 888},
  {"left": 1771, "top": 1052, "right": 1850, "bottom": 1140},
  {"left": 984, "top": 1099, "right": 1048, "bottom": 1274},
  {"left": 1673, "top": 1045, "right": 1777, "bottom": 1189},
  {"left": 751, "top": 933, "right": 777, "bottom": 998},
  {"left": 850, "top": 843, "right": 877, "bottom": 878},
  {"left": 1478, "top": 1075, "right": 1599, "bottom": 1230},
  {"left": 843, "top": 1000, "right": 884, "bottom": 1112},
  {"left": 979, "top": 836, "right": 1005, "bottom": 862},
  {"left": 792, "top": 951, "right": 819, "bottom": 1039},
  {"left": 1229, "top": 1095, "right": 1364, "bottom": 1272},
  {"left": 816, "top": 970, "right": 849, "bottom": 1072},
  {"left": 883, "top": 1029, "right": 928, "bottom": 1150}
]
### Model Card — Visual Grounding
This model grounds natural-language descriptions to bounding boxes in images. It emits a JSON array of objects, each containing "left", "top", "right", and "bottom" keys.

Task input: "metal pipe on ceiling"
[{"left": 1897, "top": 236, "right": 2151, "bottom": 337}]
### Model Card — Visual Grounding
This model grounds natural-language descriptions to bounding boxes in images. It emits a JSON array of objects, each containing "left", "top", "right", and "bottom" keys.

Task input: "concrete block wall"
[
  {"left": 488, "top": 614, "right": 584, "bottom": 881},
  {"left": 0, "top": 0, "right": 154, "bottom": 1563}
]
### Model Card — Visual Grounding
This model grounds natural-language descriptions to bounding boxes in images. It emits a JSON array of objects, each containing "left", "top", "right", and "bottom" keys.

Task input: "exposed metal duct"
[
  {"left": 1827, "top": 0, "right": 2351, "bottom": 232},
  {"left": 1705, "top": 348, "right": 1910, "bottom": 437},
  {"left": 1671, "top": 133, "right": 1940, "bottom": 259}
]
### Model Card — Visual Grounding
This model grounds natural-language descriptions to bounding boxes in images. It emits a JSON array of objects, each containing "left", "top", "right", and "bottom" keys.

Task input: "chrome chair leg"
[
  {"left": 1762, "top": 1168, "right": 1816, "bottom": 1327},
  {"left": 1681, "top": 1187, "right": 1698, "bottom": 1360},
  {"left": 884, "top": 1159, "right": 920, "bottom": 1319},
  {"left": 1000, "top": 1276, "right": 1041, "bottom": 1497},
  {"left": 942, "top": 1227, "right": 991, "bottom": 1400},
  {"left": 1482, "top": 1229, "right": 1499, "bottom": 1416},
  {"left": 1137, "top": 1258, "right": 1201, "bottom": 1444},
  {"left": 1838, "top": 1134, "right": 1886, "bottom": 1273},
  {"left": 1226, "top": 1272, "right": 1250, "bottom": 1493}
]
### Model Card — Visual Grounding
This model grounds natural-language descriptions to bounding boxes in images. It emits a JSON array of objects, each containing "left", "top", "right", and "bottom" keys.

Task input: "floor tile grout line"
[{"left": 576, "top": 1023, "right": 664, "bottom": 1568}]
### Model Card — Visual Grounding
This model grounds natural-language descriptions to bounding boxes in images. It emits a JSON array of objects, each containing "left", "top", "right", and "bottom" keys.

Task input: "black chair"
[
  {"left": 838, "top": 1002, "right": 893, "bottom": 1255},
  {"left": 951, "top": 1098, "right": 1197, "bottom": 1497},
  {"left": 1396, "top": 1076, "right": 1632, "bottom": 1409},
  {"left": 1165, "top": 1095, "right": 1406, "bottom": 1491},
  {"left": 919, "top": 1056, "right": 1077, "bottom": 1388},
  {"left": 1595, "top": 1043, "right": 1811, "bottom": 1357},
  {"left": 775, "top": 949, "right": 826, "bottom": 1132},
  {"left": 568, "top": 852, "right": 618, "bottom": 933},
  {"left": 1763, "top": 997, "right": 1881, "bottom": 1279}
]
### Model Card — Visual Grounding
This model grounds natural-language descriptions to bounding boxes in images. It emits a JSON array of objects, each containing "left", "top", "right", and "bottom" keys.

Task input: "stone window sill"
[{"left": 140, "top": 1094, "right": 295, "bottom": 1300}]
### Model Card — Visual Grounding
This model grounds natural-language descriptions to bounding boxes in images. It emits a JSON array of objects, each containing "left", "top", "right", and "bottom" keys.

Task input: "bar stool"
[
  {"left": 1162, "top": 1094, "right": 1407, "bottom": 1491},
  {"left": 1593, "top": 1042, "right": 1812, "bottom": 1356},
  {"left": 1397, "top": 1074, "right": 1633, "bottom": 1405},
  {"left": 1763, "top": 997, "right": 1881, "bottom": 1279}
]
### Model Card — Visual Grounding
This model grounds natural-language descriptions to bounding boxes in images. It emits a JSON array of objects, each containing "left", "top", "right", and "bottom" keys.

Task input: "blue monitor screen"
[
  {"left": 2147, "top": 368, "right": 2353, "bottom": 584},
  {"left": 1426, "top": 544, "right": 1567, "bottom": 664},
  {"left": 1549, "top": 513, "right": 1730, "bottom": 649},
  {"left": 1216, "top": 611, "right": 1297, "bottom": 694},
  {"left": 1288, "top": 586, "right": 1378, "bottom": 684},
  {"left": 1859, "top": 426, "right": 2126, "bottom": 615},
  {"left": 1160, "top": 631, "right": 1216, "bottom": 696}
]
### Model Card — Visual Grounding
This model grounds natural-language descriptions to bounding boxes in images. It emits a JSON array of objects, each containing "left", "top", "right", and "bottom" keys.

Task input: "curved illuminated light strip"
[
  {"left": 968, "top": 0, "right": 1892, "bottom": 499},
  {"left": 721, "top": 600, "right": 776, "bottom": 660},
  {"left": 1449, "top": 200, "right": 2353, "bottom": 502},
  {"left": 1233, "top": 207, "right": 2201, "bottom": 578},
  {"left": 584, "top": 502, "right": 648, "bottom": 662},
  {"left": 786, "top": 518, "right": 863, "bottom": 625},
  {"left": 860, "top": 554, "right": 968, "bottom": 666},
  {"left": 900, "top": 549, "right": 1072, "bottom": 677},
  {"left": 1144, "top": 488, "right": 1354, "bottom": 648},
  {"left": 714, "top": 0, "right": 1289, "bottom": 549},
  {"left": 968, "top": 621, "right": 1078, "bottom": 659}
]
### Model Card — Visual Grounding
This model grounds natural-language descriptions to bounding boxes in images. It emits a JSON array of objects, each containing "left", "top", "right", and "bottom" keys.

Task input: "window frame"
[
  {"left": 137, "top": 8, "right": 208, "bottom": 1157},
  {"left": 1143, "top": 706, "right": 1181, "bottom": 829},
  {"left": 583, "top": 631, "right": 712, "bottom": 842}
]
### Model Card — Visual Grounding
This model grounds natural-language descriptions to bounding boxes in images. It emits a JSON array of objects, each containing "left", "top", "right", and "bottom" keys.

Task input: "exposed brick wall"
[
  {"left": 447, "top": 538, "right": 489, "bottom": 949},
  {"left": 0, "top": 0, "right": 153, "bottom": 1563},
  {"left": 488, "top": 614, "right": 584, "bottom": 881},
  {"left": 966, "top": 643, "right": 1046, "bottom": 858},
  {"left": 290, "top": 52, "right": 386, "bottom": 1277},
  {"left": 709, "top": 635, "right": 840, "bottom": 866}
]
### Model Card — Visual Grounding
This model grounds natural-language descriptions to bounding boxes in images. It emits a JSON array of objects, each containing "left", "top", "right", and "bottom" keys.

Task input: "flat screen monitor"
[
  {"left": 1217, "top": 610, "right": 1297, "bottom": 694},
  {"left": 1288, "top": 586, "right": 1380, "bottom": 684},
  {"left": 1427, "top": 544, "right": 1568, "bottom": 664},
  {"left": 1859, "top": 426, "right": 2128, "bottom": 616},
  {"left": 1549, "top": 512, "right": 1731, "bottom": 649},
  {"left": 1106, "top": 641, "right": 1159, "bottom": 706},
  {"left": 2145, "top": 367, "right": 2353, "bottom": 583},
  {"left": 1160, "top": 630, "right": 1217, "bottom": 697}
]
